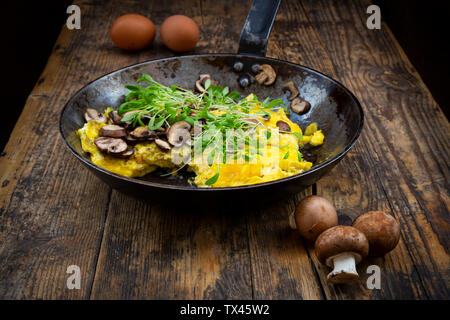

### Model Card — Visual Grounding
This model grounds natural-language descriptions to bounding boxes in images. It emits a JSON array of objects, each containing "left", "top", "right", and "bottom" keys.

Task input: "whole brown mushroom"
[
  {"left": 315, "top": 226, "right": 369, "bottom": 284},
  {"left": 352, "top": 211, "right": 400, "bottom": 256},
  {"left": 289, "top": 195, "right": 338, "bottom": 241}
]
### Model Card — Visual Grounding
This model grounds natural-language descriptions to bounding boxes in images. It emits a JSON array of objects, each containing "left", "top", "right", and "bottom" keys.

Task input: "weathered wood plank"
[
  {"left": 0, "top": 0, "right": 143, "bottom": 299},
  {"left": 1, "top": 0, "right": 448, "bottom": 300},
  {"left": 90, "top": 0, "right": 260, "bottom": 299},
  {"left": 299, "top": 0, "right": 449, "bottom": 298},
  {"left": 91, "top": 194, "right": 253, "bottom": 299},
  {"left": 201, "top": 0, "right": 325, "bottom": 300}
]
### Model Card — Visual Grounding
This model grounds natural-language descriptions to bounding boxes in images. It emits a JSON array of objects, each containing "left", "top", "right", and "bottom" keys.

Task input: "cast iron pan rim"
[{"left": 59, "top": 53, "right": 364, "bottom": 192}]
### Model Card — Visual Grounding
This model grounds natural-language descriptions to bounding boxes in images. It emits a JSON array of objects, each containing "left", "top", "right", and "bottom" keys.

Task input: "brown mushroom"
[
  {"left": 109, "top": 111, "right": 124, "bottom": 125},
  {"left": 195, "top": 80, "right": 206, "bottom": 93},
  {"left": 156, "top": 131, "right": 167, "bottom": 139},
  {"left": 276, "top": 120, "right": 291, "bottom": 132},
  {"left": 124, "top": 134, "right": 139, "bottom": 145},
  {"left": 155, "top": 138, "right": 171, "bottom": 152},
  {"left": 115, "top": 146, "right": 134, "bottom": 159},
  {"left": 289, "top": 196, "right": 338, "bottom": 241},
  {"left": 282, "top": 81, "right": 299, "bottom": 101},
  {"left": 84, "top": 108, "right": 107, "bottom": 123},
  {"left": 255, "top": 64, "right": 276, "bottom": 86},
  {"left": 195, "top": 74, "right": 218, "bottom": 93},
  {"left": 167, "top": 121, "right": 192, "bottom": 147},
  {"left": 291, "top": 97, "right": 311, "bottom": 115},
  {"left": 130, "top": 126, "right": 156, "bottom": 141},
  {"left": 94, "top": 137, "right": 128, "bottom": 154},
  {"left": 352, "top": 211, "right": 400, "bottom": 256},
  {"left": 100, "top": 125, "right": 127, "bottom": 138},
  {"left": 315, "top": 226, "right": 369, "bottom": 284},
  {"left": 120, "top": 110, "right": 139, "bottom": 128}
]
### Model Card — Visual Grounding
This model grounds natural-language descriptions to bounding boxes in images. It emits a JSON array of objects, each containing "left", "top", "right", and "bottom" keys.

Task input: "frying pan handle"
[{"left": 237, "top": 0, "right": 281, "bottom": 57}]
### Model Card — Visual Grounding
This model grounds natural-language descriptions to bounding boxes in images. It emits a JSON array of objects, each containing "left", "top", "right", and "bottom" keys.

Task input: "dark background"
[{"left": 0, "top": 1, "right": 448, "bottom": 151}]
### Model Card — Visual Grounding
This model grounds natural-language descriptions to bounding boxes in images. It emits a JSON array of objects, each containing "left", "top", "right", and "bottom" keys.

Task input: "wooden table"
[{"left": 0, "top": 0, "right": 448, "bottom": 300}]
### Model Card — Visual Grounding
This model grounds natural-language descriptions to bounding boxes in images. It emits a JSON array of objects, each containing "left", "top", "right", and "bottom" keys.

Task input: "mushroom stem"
[{"left": 326, "top": 252, "right": 359, "bottom": 284}]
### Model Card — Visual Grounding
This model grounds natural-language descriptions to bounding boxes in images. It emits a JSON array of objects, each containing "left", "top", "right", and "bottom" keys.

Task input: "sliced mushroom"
[
  {"left": 200, "top": 74, "right": 218, "bottom": 86},
  {"left": 156, "top": 131, "right": 167, "bottom": 138},
  {"left": 109, "top": 110, "right": 122, "bottom": 125},
  {"left": 155, "top": 138, "right": 171, "bottom": 152},
  {"left": 115, "top": 146, "right": 134, "bottom": 159},
  {"left": 84, "top": 108, "right": 107, "bottom": 123},
  {"left": 94, "top": 137, "right": 128, "bottom": 154},
  {"left": 302, "top": 151, "right": 318, "bottom": 163},
  {"left": 255, "top": 64, "right": 276, "bottom": 86},
  {"left": 100, "top": 125, "right": 127, "bottom": 138},
  {"left": 291, "top": 97, "right": 311, "bottom": 115},
  {"left": 125, "top": 134, "right": 139, "bottom": 145},
  {"left": 130, "top": 126, "right": 155, "bottom": 141},
  {"left": 246, "top": 118, "right": 261, "bottom": 126},
  {"left": 276, "top": 120, "right": 291, "bottom": 132},
  {"left": 195, "top": 74, "right": 218, "bottom": 93},
  {"left": 122, "top": 110, "right": 139, "bottom": 118},
  {"left": 167, "top": 121, "right": 192, "bottom": 147},
  {"left": 195, "top": 80, "right": 206, "bottom": 93},
  {"left": 282, "top": 81, "right": 299, "bottom": 101},
  {"left": 120, "top": 110, "right": 139, "bottom": 129}
]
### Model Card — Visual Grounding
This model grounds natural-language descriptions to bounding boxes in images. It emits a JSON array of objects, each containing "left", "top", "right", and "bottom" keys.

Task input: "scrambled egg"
[
  {"left": 77, "top": 104, "right": 324, "bottom": 188},
  {"left": 78, "top": 121, "right": 162, "bottom": 177},
  {"left": 190, "top": 107, "right": 324, "bottom": 187}
]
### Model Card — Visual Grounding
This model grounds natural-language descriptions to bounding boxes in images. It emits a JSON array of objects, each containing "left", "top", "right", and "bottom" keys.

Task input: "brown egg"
[
  {"left": 160, "top": 15, "right": 199, "bottom": 52},
  {"left": 110, "top": 14, "right": 156, "bottom": 51}
]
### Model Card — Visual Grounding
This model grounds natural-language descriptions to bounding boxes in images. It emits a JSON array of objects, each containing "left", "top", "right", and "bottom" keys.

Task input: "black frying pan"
[{"left": 60, "top": 0, "right": 363, "bottom": 204}]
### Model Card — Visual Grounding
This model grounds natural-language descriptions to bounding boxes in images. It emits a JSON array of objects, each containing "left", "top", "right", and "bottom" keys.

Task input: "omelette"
[{"left": 77, "top": 73, "right": 325, "bottom": 188}]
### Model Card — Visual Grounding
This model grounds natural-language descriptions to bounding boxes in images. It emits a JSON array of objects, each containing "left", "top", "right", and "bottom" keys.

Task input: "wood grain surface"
[{"left": 0, "top": 0, "right": 448, "bottom": 300}]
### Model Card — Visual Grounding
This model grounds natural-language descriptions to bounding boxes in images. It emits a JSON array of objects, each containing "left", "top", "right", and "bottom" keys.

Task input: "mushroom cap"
[
  {"left": 115, "top": 146, "right": 134, "bottom": 159},
  {"left": 84, "top": 108, "right": 107, "bottom": 123},
  {"left": 130, "top": 126, "right": 155, "bottom": 140},
  {"left": 167, "top": 121, "right": 192, "bottom": 147},
  {"left": 155, "top": 138, "right": 171, "bottom": 151},
  {"left": 94, "top": 137, "right": 128, "bottom": 154},
  {"left": 282, "top": 81, "right": 299, "bottom": 101},
  {"left": 291, "top": 97, "right": 311, "bottom": 115},
  {"left": 276, "top": 120, "right": 291, "bottom": 132},
  {"left": 294, "top": 195, "right": 338, "bottom": 241},
  {"left": 352, "top": 211, "right": 400, "bottom": 256},
  {"left": 109, "top": 110, "right": 122, "bottom": 125},
  {"left": 100, "top": 125, "right": 127, "bottom": 138},
  {"left": 315, "top": 226, "right": 369, "bottom": 266}
]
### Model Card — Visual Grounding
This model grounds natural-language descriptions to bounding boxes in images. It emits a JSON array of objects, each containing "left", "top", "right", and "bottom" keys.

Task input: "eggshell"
[
  {"left": 110, "top": 14, "right": 156, "bottom": 51},
  {"left": 160, "top": 15, "right": 199, "bottom": 52}
]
